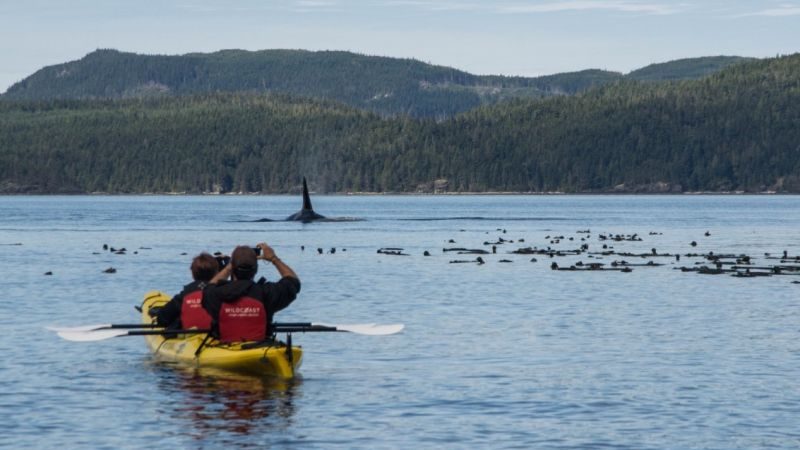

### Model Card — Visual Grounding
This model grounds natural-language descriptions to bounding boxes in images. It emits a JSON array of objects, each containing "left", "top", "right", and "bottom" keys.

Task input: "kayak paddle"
[
  {"left": 56, "top": 328, "right": 211, "bottom": 342},
  {"left": 51, "top": 322, "right": 404, "bottom": 341},
  {"left": 48, "top": 322, "right": 404, "bottom": 335},
  {"left": 46, "top": 323, "right": 159, "bottom": 332},
  {"left": 277, "top": 323, "right": 405, "bottom": 336}
]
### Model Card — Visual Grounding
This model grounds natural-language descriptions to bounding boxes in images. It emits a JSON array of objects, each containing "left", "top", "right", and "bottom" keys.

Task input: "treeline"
[
  {"left": 1, "top": 54, "right": 799, "bottom": 194},
  {"left": 2, "top": 49, "right": 747, "bottom": 118}
]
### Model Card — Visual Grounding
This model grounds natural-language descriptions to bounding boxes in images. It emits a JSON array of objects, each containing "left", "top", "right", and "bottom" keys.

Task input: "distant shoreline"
[{"left": 0, "top": 190, "right": 794, "bottom": 196}]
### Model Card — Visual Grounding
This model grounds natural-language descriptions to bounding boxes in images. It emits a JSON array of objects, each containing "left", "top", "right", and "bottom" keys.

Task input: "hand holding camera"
[
  {"left": 256, "top": 243, "right": 277, "bottom": 263},
  {"left": 213, "top": 243, "right": 276, "bottom": 269}
]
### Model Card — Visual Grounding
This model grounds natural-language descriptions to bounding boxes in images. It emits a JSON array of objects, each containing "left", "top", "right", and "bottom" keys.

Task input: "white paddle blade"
[
  {"left": 322, "top": 323, "right": 404, "bottom": 335},
  {"left": 46, "top": 324, "right": 111, "bottom": 332},
  {"left": 56, "top": 329, "right": 129, "bottom": 342}
]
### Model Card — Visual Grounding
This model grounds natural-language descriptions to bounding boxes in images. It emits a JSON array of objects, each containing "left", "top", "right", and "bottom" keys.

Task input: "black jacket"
[
  {"left": 155, "top": 280, "right": 208, "bottom": 328},
  {"left": 202, "top": 276, "right": 300, "bottom": 334}
]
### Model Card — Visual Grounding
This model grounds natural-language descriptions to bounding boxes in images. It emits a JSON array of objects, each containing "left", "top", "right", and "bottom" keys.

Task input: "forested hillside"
[
  {"left": 627, "top": 56, "right": 755, "bottom": 81},
  {"left": 2, "top": 49, "right": 747, "bottom": 118},
  {"left": 1, "top": 49, "right": 609, "bottom": 117},
  {"left": 438, "top": 54, "right": 800, "bottom": 192},
  {"left": 1, "top": 54, "right": 798, "bottom": 194}
]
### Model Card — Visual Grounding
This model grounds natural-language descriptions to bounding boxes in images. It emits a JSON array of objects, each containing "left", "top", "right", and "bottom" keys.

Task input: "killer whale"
[
  {"left": 286, "top": 177, "right": 326, "bottom": 223},
  {"left": 245, "top": 177, "right": 361, "bottom": 223}
]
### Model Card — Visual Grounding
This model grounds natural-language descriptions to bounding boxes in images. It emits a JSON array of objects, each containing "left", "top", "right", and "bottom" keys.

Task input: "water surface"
[{"left": 1, "top": 195, "right": 798, "bottom": 449}]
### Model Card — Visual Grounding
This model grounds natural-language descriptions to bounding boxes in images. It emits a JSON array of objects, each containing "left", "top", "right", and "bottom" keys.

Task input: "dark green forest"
[
  {"left": 626, "top": 56, "right": 756, "bottom": 81},
  {"left": 1, "top": 53, "right": 798, "bottom": 194},
  {"left": 2, "top": 49, "right": 747, "bottom": 118}
]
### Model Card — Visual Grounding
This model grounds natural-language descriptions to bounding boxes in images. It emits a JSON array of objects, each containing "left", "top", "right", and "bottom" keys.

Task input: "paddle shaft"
[
  {"left": 274, "top": 325, "right": 339, "bottom": 333},
  {"left": 63, "top": 325, "right": 338, "bottom": 335},
  {"left": 65, "top": 322, "right": 316, "bottom": 330},
  {"left": 131, "top": 325, "right": 338, "bottom": 333},
  {"left": 126, "top": 329, "right": 210, "bottom": 336}
]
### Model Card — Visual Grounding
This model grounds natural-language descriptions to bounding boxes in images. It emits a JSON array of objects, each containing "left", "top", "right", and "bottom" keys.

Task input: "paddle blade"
[
  {"left": 46, "top": 323, "right": 157, "bottom": 332},
  {"left": 320, "top": 323, "right": 405, "bottom": 335},
  {"left": 46, "top": 324, "right": 112, "bottom": 332},
  {"left": 56, "top": 329, "right": 130, "bottom": 342}
]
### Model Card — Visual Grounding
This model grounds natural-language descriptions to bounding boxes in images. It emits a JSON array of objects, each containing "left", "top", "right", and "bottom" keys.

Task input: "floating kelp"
[
  {"left": 378, "top": 248, "right": 409, "bottom": 256},
  {"left": 610, "top": 260, "right": 663, "bottom": 267},
  {"left": 599, "top": 234, "right": 642, "bottom": 242}
]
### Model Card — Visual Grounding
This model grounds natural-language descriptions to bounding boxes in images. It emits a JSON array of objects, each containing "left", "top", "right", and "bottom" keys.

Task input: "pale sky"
[{"left": 1, "top": 0, "right": 799, "bottom": 93}]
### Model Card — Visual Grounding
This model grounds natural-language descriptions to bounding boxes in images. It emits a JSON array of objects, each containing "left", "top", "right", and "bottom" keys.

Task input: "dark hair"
[
  {"left": 231, "top": 246, "right": 258, "bottom": 280},
  {"left": 191, "top": 252, "right": 220, "bottom": 282}
]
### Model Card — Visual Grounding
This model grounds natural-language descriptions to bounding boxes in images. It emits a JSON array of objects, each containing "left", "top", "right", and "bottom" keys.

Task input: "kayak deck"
[{"left": 140, "top": 290, "right": 302, "bottom": 380}]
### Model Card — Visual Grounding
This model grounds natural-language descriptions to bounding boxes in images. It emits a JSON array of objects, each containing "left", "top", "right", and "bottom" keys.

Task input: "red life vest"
[
  {"left": 180, "top": 290, "right": 212, "bottom": 329},
  {"left": 218, "top": 296, "right": 267, "bottom": 342}
]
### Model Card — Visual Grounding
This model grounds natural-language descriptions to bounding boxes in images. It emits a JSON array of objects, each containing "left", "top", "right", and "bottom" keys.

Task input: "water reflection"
[{"left": 151, "top": 362, "right": 299, "bottom": 443}]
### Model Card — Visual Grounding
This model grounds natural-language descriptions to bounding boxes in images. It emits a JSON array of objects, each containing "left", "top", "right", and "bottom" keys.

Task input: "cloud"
[
  {"left": 735, "top": 4, "right": 800, "bottom": 17},
  {"left": 295, "top": 0, "right": 338, "bottom": 7},
  {"left": 497, "top": 1, "right": 685, "bottom": 15},
  {"left": 290, "top": 0, "right": 341, "bottom": 13},
  {"left": 175, "top": 0, "right": 340, "bottom": 14},
  {"left": 383, "top": 0, "right": 484, "bottom": 11},
  {"left": 384, "top": 0, "right": 685, "bottom": 15}
]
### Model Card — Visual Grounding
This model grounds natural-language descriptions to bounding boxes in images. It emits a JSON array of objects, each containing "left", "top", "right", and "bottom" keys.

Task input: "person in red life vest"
[
  {"left": 203, "top": 243, "right": 300, "bottom": 343},
  {"left": 155, "top": 252, "right": 220, "bottom": 330}
]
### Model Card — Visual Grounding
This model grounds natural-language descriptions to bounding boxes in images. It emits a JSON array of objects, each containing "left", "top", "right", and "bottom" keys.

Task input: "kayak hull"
[{"left": 140, "top": 290, "right": 302, "bottom": 380}]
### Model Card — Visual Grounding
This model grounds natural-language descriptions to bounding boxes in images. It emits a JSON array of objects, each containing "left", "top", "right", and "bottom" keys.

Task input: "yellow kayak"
[{"left": 140, "top": 290, "right": 302, "bottom": 380}]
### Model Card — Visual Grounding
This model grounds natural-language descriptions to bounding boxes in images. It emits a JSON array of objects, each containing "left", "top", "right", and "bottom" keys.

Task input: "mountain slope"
[
  {"left": 1, "top": 49, "right": 572, "bottom": 117},
  {"left": 3, "top": 50, "right": 756, "bottom": 117},
  {"left": 5, "top": 48, "right": 742, "bottom": 118},
  {"left": 627, "top": 56, "right": 755, "bottom": 81}
]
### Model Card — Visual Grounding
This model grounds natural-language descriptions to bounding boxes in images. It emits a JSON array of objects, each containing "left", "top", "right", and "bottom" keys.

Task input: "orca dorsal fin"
[
  {"left": 302, "top": 177, "right": 313, "bottom": 211},
  {"left": 286, "top": 177, "right": 326, "bottom": 222}
]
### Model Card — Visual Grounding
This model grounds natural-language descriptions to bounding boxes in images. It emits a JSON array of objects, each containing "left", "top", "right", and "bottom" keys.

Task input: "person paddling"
[
  {"left": 156, "top": 253, "right": 219, "bottom": 330},
  {"left": 202, "top": 243, "right": 300, "bottom": 342}
]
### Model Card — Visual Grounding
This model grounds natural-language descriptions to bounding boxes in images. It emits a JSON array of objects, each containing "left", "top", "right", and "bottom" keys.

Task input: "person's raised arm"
[
  {"left": 209, "top": 262, "right": 232, "bottom": 284},
  {"left": 257, "top": 242, "right": 298, "bottom": 281}
]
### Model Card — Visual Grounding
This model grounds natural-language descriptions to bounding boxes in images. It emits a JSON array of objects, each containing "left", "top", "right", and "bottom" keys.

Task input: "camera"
[
  {"left": 215, "top": 255, "right": 231, "bottom": 269},
  {"left": 212, "top": 247, "right": 260, "bottom": 269}
]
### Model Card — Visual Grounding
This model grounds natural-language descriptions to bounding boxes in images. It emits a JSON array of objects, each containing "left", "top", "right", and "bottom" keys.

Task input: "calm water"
[{"left": 1, "top": 195, "right": 798, "bottom": 449}]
